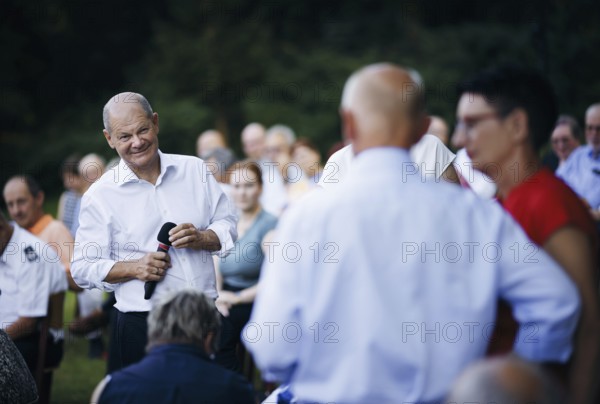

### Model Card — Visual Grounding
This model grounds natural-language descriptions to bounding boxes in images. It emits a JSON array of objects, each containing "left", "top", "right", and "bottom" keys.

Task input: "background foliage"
[{"left": 2, "top": 0, "right": 600, "bottom": 198}]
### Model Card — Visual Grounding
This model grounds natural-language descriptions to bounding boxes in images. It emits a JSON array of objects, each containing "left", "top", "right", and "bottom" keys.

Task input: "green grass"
[{"left": 51, "top": 291, "right": 106, "bottom": 404}]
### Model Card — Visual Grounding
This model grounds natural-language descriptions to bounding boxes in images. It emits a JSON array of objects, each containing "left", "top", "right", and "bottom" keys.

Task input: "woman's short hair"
[{"left": 146, "top": 289, "right": 221, "bottom": 353}]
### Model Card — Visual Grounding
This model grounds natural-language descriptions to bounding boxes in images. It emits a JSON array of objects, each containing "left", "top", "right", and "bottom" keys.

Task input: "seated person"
[
  {"left": 0, "top": 329, "right": 38, "bottom": 404},
  {"left": 0, "top": 212, "right": 68, "bottom": 374},
  {"left": 92, "top": 290, "right": 254, "bottom": 404},
  {"left": 215, "top": 160, "right": 278, "bottom": 371}
]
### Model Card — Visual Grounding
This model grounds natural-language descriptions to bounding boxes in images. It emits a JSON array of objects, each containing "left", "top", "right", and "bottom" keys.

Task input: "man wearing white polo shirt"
[{"left": 0, "top": 212, "right": 67, "bottom": 374}]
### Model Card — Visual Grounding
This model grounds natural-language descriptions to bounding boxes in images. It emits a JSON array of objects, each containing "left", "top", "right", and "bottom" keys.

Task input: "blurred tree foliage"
[{"left": 1, "top": 0, "right": 599, "bottom": 197}]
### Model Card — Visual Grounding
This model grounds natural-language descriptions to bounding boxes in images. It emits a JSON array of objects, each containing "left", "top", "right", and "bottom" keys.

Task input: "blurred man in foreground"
[{"left": 245, "top": 63, "right": 581, "bottom": 403}]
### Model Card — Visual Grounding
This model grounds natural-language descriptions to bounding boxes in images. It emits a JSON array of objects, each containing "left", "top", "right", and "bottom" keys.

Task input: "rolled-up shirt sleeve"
[
  {"left": 203, "top": 162, "right": 238, "bottom": 258},
  {"left": 71, "top": 193, "right": 116, "bottom": 291}
]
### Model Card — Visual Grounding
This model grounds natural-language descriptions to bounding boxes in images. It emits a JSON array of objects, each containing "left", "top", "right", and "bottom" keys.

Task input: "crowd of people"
[{"left": 1, "top": 62, "right": 599, "bottom": 404}]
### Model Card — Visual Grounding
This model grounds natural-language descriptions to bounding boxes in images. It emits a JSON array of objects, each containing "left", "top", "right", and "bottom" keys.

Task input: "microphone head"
[{"left": 157, "top": 222, "right": 177, "bottom": 246}]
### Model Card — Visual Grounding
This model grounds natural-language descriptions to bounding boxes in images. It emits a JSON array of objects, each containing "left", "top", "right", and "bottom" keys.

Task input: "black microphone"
[{"left": 144, "top": 222, "right": 177, "bottom": 300}]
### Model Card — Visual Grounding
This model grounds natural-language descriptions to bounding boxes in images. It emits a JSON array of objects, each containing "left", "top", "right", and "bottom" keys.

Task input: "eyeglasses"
[
  {"left": 586, "top": 125, "right": 600, "bottom": 133},
  {"left": 551, "top": 137, "right": 576, "bottom": 145},
  {"left": 455, "top": 112, "right": 499, "bottom": 132}
]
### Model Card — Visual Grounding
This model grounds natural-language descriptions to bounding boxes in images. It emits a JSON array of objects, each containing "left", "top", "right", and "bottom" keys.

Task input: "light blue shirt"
[
  {"left": 556, "top": 145, "right": 600, "bottom": 209},
  {"left": 245, "top": 147, "right": 580, "bottom": 403}
]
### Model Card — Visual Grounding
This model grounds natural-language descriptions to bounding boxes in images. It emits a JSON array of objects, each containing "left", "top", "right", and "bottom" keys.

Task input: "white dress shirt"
[
  {"left": 259, "top": 159, "right": 288, "bottom": 216},
  {"left": 318, "top": 134, "right": 455, "bottom": 190},
  {"left": 246, "top": 147, "right": 580, "bottom": 403},
  {"left": 0, "top": 225, "right": 67, "bottom": 325},
  {"left": 71, "top": 151, "right": 237, "bottom": 313}
]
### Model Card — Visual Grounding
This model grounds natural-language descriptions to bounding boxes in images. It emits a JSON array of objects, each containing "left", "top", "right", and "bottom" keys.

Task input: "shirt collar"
[
  {"left": 352, "top": 146, "right": 413, "bottom": 172},
  {"left": 149, "top": 343, "right": 211, "bottom": 361},
  {"left": 116, "top": 150, "right": 176, "bottom": 186},
  {"left": 586, "top": 145, "right": 600, "bottom": 160},
  {"left": 28, "top": 214, "right": 53, "bottom": 235}
]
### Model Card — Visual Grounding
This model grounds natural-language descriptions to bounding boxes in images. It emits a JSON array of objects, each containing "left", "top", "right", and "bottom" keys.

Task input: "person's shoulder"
[
  {"left": 415, "top": 133, "right": 440, "bottom": 148},
  {"left": 536, "top": 170, "right": 589, "bottom": 211},
  {"left": 259, "top": 209, "right": 279, "bottom": 228},
  {"left": 520, "top": 169, "right": 577, "bottom": 204},
  {"left": 327, "top": 144, "right": 352, "bottom": 163},
  {"left": 48, "top": 218, "right": 73, "bottom": 237},
  {"left": 12, "top": 225, "right": 60, "bottom": 264},
  {"left": 86, "top": 168, "right": 119, "bottom": 194},
  {"left": 163, "top": 153, "right": 210, "bottom": 176},
  {"left": 564, "top": 145, "right": 589, "bottom": 165},
  {"left": 163, "top": 152, "right": 202, "bottom": 166},
  {"left": 207, "top": 362, "right": 254, "bottom": 398}
]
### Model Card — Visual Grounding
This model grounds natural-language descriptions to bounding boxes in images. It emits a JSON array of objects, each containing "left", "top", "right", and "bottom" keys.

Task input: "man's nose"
[{"left": 131, "top": 134, "right": 143, "bottom": 147}]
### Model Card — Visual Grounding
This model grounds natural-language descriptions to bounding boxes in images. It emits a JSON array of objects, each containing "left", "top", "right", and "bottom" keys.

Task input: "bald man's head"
[
  {"left": 448, "top": 357, "right": 562, "bottom": 404},
  {"left": 340, "top": 63, "right": 428, "bottom": 153},
  {"left": 196, "top": 130, "right": 226, "bottom": 158},
  {"left": 103, "top": 92, "right": 154, "bottom": 135},
  {"left": 242, "top": 122, "right": 266, "bottom": 160},
  {"left": 79, "top": 153, "right": 106, "bottom": 185}
]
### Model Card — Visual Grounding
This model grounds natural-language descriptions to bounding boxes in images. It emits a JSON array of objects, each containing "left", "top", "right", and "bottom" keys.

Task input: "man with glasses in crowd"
[{"left": 557, "top": 103, "right": 600, "bottom": 226}]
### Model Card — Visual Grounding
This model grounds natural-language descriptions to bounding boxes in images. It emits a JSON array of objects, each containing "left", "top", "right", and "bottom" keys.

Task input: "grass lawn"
[{"left": 51, "top": 291, "right": 107, "bottom": 404}]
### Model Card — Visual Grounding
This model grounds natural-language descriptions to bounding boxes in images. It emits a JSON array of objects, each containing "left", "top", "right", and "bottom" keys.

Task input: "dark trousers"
[
  {"left": 214, "top": 285, "right": 254, "bottom": 373},
  {"left": 13, "top": 332, "right": 64, "bottom": 375},
  {"left": 114, "top": 311, "right": 149, "bottom": 372}
]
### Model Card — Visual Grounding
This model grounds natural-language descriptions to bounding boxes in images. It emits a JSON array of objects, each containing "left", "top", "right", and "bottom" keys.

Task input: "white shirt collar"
[
  {"left": 352, "top": 147, "right": 413, "bottom": 172},
  {"left": 116, "top": 149, "right": 177, "bottom": 186}
]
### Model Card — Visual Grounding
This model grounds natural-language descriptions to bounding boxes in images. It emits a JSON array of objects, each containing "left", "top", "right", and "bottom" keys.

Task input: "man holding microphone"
[{"left": 71, "top": 92, "right": 237, "bottom": 371}]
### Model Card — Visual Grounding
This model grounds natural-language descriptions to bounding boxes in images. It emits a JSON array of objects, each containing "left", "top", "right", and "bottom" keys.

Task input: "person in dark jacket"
[{"left": 92, "top": 289, "right": 255, "bottom": 404}]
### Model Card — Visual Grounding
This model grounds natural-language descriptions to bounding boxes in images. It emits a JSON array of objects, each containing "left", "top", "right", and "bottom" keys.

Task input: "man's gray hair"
[
  {"left": 266, "top": 124, "right": 296, "bottom": 146},
  {"left": 146, "top": 289, "right": 221, "bottom": 353},
  {"left": 102, "top": 93, "right": 154, "bottom": 134}
]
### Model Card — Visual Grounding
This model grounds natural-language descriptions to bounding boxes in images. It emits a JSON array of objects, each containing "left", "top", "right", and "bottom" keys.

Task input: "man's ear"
[
  {"left": 103, "top": 129, "right": 115, "bottom": 149},
  {"left": 508, "top": 108, "right": 529, "bottom": 145},
  {"left": 35, "top": 190, "right": 45, "bottom": 208},
  {"left": 203, "top": 332, "right": 215, "bottom": 356},
  {"left": 152, "top": 112, "right": 159, "bottom": 134},
  {"left": 340, "top": 109, "right": 357, "bottom": 145}
]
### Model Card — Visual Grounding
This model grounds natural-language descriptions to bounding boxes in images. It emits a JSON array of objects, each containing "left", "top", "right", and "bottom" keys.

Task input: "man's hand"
[
  {"left": 104, "top": 252, "right": 171, "bottom": 284},
  {"left": 134, "top": 252, "right": 171, "bottom": 282},
  {"left": 169, "top": 224, "right": 221, "bottom": 251}
]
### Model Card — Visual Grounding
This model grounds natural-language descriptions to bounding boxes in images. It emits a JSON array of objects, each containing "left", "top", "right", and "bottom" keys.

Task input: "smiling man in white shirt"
[
  {"left": 244, "top": 63, "right": 581, "bottom": 403},
  {"left": 71, "top": 92, "right": 237, "bottom": 371}
]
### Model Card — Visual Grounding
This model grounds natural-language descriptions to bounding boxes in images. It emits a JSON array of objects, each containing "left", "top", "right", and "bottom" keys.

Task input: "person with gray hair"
[
  {"left": 447, "top": 356, "right": 564, "bottom": 404},
  {"left": 92, "top": 289, "right": 254, "bottom": 404},
  {"left": 551, "top": 114, "right": 582, "bottom": 168},
  {"left": 265, "top": 124, "right": 296, "bottom": 183}
]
